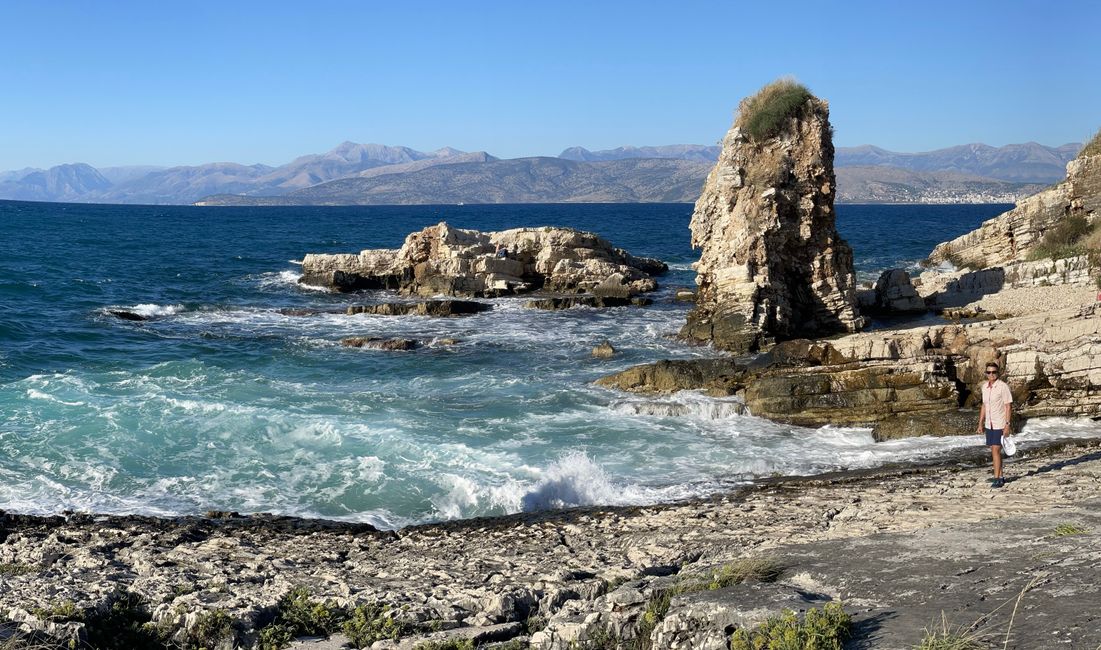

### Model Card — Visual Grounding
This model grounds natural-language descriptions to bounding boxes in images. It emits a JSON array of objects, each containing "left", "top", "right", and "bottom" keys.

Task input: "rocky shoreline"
[{"left": 2, "top": 437, "right": 1099, "bottom": 649}]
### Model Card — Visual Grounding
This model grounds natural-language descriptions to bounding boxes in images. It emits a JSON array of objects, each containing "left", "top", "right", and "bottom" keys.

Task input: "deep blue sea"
[{"left": 4, "top": 201, "right": 1097, "bottom": 528}]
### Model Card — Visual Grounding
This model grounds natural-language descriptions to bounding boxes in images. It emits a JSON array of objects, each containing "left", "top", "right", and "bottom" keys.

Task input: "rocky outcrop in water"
[
  {"left": 345, "top": 300, "right": 491, "bottom": 317},
  {"left": 300, "top": 223, "right": 667, "bottom": 298},
  {"left": 681, "top": 83, "right": 863, "bottom": 352},
  {"left": 928, "top": 152, "right": 1101, "bottom": 269}
]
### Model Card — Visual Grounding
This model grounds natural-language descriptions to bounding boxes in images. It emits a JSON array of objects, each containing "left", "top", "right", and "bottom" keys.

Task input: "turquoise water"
[{"left": 4, "top": 200, "right": 1095, "bottom": 528}]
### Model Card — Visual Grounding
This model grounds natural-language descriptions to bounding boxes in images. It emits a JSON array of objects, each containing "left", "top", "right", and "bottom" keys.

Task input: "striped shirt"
[{"left": 982, "top": 379, "right": 1013, "bottom": 429}]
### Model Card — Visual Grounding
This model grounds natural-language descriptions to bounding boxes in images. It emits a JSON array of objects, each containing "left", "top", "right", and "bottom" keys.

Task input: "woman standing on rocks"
[{"left": 977, "top": 362, "right": 1013, "bottom": 488}]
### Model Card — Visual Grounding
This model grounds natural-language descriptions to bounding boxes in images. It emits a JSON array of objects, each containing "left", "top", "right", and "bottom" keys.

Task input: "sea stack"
[{"left": 682, "top": 80, "right": 863, "bottom": 352}]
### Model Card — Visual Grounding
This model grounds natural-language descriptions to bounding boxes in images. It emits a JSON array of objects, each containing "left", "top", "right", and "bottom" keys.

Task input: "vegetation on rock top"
[
  {"left": 729, "top": 602, "right": 851, "bottom": 650},
  {"left": 1026, "top": 215, "right": 1099, "bottom": 261},
  {"left": 1079, "top": 128, "right": 1101, "bottom": 159},
  {"left": 737, "top": 79, "right": 814, "bottom": 143}
]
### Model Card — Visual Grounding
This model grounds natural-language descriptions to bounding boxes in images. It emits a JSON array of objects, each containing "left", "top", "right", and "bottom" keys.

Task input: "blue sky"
[{"left": 1, "top": 0, "right": 1097, "bottom": 169}]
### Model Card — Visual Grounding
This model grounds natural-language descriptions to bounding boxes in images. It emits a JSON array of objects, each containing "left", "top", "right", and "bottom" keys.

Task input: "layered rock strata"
[
  {"left": 682, "top": 89, "right": 863, "bottom": 352},
  {"left": 300, "top": 223, "right": 666, "bottom": 298},
  {"left": 928, "top": 152, "right": 1101, "bottom": 269},
  {"left": 599, "top": 303, "right": 1101, "bottom": 438}
]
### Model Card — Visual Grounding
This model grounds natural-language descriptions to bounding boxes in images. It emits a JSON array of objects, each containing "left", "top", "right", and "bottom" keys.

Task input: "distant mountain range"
[{"left": 0, "top": 140, "right": 1081, "bottom": 206}]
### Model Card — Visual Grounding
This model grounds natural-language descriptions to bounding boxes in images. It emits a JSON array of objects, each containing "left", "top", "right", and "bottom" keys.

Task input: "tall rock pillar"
[{"left": 682, "top": 81, "right": 864, "bottom": 352}]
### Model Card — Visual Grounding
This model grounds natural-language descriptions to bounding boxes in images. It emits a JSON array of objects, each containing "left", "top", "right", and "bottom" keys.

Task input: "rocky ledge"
[
  {"left": 300, "top": 222, "right": 667, "bottom": 299},
  {"left": 598, "top": 303, "right": 1101, "bottom": 440},
  {"left": 2, "top": 440, "right": 1099, "bottom": 649}
]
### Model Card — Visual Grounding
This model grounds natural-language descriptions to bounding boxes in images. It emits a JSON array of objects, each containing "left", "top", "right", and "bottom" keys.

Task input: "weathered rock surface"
[
  {"left": 600, "top": 304, "right": 1101, "bottom": 437},
  {"left": 5, "top": 441, "right": 1099, "bottom": 649},
  {"left": 341, "top": 337, "right": 419, "bottom": 351},
  {"left": 682, "top": 86, "right": 863, "bottom": 352},
  {"left": 866, "top": 268, "right": 926, "bottom": 314},
  {"left": 346, "top": 300, "right": 491, "bottom": 317},
  {"left": 928, "top": 152, "right": 1101, "bottom": 269},
  {"left": 591, "top": 341, "right": 616, "bottom": 359},
  {"left": 300, "top": 223, "right": 666, "bottom": 298},
  {"left": 523, "top": 296, "right": 652, "bottom": 310}
]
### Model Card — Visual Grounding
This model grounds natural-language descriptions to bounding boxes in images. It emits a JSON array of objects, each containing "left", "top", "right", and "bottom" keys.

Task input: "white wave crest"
[
  {"left": 611, "top": 392, "right": 745, "bottom": 419},
  {"left": 128, "top": 303, "right": 185, "bottom": 317},
  {"left": 519, "top": 451, "right": 629, "bottom": 512}
]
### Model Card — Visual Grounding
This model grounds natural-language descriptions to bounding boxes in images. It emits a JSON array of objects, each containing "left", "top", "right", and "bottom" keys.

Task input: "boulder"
[
  {"left": 682, "top": 81, "right": 864, "bottom": 352},
  {"left": 107, "top": 310, "right": 149, "bottom": 322},
  {"left": 869, "top": 269, "right": 926, "bottom": 314},
  {"left": 592, "top": 341, "right": 616, "bottom": 359},
  {"left": 300, "top": 223, "right": 666, "bottom": 298}
]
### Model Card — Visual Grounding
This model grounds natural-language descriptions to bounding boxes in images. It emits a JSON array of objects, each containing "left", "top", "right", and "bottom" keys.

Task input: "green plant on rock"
[
  {"left": 1027, "top": 215, "right": 1096, "bottom": 261},
  {"left": 83, "top": 592, "right": 172, "bottom": 650},
  {"left": 31, "top": 601, "right": 82, "bottom": 622},
  {"left": 729, "top": 602, "right": 851, "bottom": 650},
  {"left": 1080, "top": 128, "right": 1101, "bottom": 159},
  {"left": 342, "top": 602, "right": 412, "bottom": 648},
  {"left": 0, "top": 563, "right": 34, "bottom": 577},
  {"left": 913, "top": 612, "right": 983, "bottom": 650},
  {"left": 185, "top": 609, "right": 233, "bottom": 650},
  {"left": 1053, "top": 522, "right": 1090, "bottom": 536},
  {"left": 257, "top": 587, "right": 348, "bottom": 649},
  {"left": 413, "top": 640, "right": 475, "bottom": 650},
  {"left": 737, "top": 78, "right": 814, "bottom": 143}
]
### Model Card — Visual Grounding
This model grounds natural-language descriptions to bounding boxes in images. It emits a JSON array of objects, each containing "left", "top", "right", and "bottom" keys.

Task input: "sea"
[{"left": 3, "top": 200, "right": 1099, "bottom": 529}]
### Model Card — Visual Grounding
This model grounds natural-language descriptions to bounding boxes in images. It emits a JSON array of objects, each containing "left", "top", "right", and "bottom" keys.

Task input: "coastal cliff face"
[
  {"left": 682, "top": 84, "right": 863, "bottom": 352},
  {"left": 929, "top": 152, "right": 1101, "bottom": 269},
  {"left": 300, "top": 222, "right": 667, "bottom": 297}
]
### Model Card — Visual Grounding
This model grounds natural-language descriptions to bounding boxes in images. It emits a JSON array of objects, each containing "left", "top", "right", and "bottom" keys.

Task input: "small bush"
[
  {"left": 31, "top": 601, "right": 82, "bottom": 622},
  {"left": 1028, "top": 215, "right": 1095, "bottom": 261},
  {"left": 413, "top": 640, "right": 475, "bottom": 650},
  {"left": 186, "top": 609, "right": 233, "bottom": 649},
  {"left": 737, "top": 79, "right": 814, "bottom": 143},
  {"left": 1080, "top": 128, "right": 1101, "bottom": 159},
  {"left": 729, "top": 602, "right": 851, "bottom": 650},
  {"left": 1053, "top": 522, "right": 1089, "bottom": 536},
  {"left": 342, "top": 602, "right": 412, "bottom": 648},
  {"left": 0, "top": 563, "right": 34, "bottom": 577}
]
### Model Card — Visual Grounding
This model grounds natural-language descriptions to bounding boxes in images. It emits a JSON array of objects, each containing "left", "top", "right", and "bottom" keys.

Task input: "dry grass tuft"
[{"left": 736, "top": 78, "right": 814, "bottom": 143}]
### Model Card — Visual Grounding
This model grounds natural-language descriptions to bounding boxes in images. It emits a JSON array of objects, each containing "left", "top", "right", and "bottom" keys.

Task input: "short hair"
[{"left": 985, "top": 362, "right": 1000, "bottom": 372}]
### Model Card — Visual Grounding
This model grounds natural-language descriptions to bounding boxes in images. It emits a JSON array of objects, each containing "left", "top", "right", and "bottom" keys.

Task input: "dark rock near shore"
[
  {"left": 591, "top": 341, "right": 616, "bottom": 359},
  {"left": 107, "top": 310, "right": 150, "bottom": 321},
  {"left": 346, "top": 300, "right": 491, "bottom": 317},
  {"left": 341, "top": 337, "right": 419, "bottom": 350},
  {"left": 524, "top": 296, "right": 652, "bottom": 310}
]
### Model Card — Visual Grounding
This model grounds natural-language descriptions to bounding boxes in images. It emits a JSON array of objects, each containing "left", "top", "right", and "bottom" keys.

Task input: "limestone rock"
[
  {"left": 927, "top": 152, "right": 1101, "bottom": 269},
  {"left": 301, "top": 223, "right": 666, "bottom": 298},
  {"left": 592, "top": 341, "right": 616, "bottom": 359},
  {"left": 869, "top": 269, "right": 926, "bottom": 314},
  {"left": 682, "top": 83, "right": 863, "bottom": 352}
]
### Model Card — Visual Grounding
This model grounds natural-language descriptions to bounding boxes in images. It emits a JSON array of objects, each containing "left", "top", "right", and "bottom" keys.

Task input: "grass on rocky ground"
[
  {"left": 633, "top": 557, "right": 786, "bottom": 649},
  {"left": 736, "top": 78, "right": 813, "bottom": 143},
  {"left": 729, "top": 602, "right": 851, "bottom": 650},
  {"left": 1027, "top": 215, "right": 1099, "bottom": 261},
  {"left": 1080, "top": 128, "right": 1101, "bottom": 159},
  {"left": 914, "top": 612, "right": 985, "bottom": 650},
  {"left": 0, "top": 563, "right": 34, "bottom": 577},
  {"left": 1053, "top": 522, "right": 1090, "bottom": 536}
]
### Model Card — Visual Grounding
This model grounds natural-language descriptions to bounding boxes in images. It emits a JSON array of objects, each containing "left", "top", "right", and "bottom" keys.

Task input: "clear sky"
[{"left": 1, "top": 0, "right": 1098, "bottom": 170}]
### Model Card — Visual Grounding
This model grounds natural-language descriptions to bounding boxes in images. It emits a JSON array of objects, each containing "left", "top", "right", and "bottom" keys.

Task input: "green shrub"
[
  {"left": 84, "top": 592, "right": 172, "bottom": 650},
  {"left": 0, "top": 563, "right": 34, "bottom": 577},
  {"left": 342, "top": 602, "right": 412, "bottom": 648},
  {"left": 31, "top": 601, "right": 82, "bottom": 622},
  {"left": 729, "top": 602, "right": 850, "bottom": 650},
  {"left": 1027, "top": 215, "right": 1095, "bottom": 261},
  {"left": 186, "top": 609, "right": 233, "bottom": 649},
  {"left": 1080, "top": 128, "right": 1101, "bottom": 159},
  {"left": 737, "top": 79, "right": 814, "bottom": 143},
  {"left": 413, "top": 640, "right": 475, "bottom": 650}
]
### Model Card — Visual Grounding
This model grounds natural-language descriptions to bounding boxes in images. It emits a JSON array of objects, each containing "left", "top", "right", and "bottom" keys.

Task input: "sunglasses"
[{"left": 985, "top": 371, "right": 998, "bottom": 375}]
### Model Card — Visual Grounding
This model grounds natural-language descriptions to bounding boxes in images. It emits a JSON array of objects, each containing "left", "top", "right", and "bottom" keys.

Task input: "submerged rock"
[
  {"left": 346, "top": 300, "right": 491, "bottom": 317},
  {"left": 107, "top": 309, "right": 149, "bottom": 321},
  {"left": 341, "top": 337, "right": 419, "bottom": 350},
  {"left": 592, "top": 341, "right": 616, "bottom": 359},
  {"left": 524, "top": 296, "right": 652, "bottom": 310},
  {"left": 301, "top": 222, "right": 667, "bottom": 298},
  {"left": 682, "top": 80, "right": 864, "bottom": 352}
]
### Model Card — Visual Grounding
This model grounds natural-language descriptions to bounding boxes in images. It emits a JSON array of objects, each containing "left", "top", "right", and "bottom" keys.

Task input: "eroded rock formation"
[
  {"left": 300, "top": 222, "right": 667, "bottom": 298},
  {"left": 682, "top": 85, "right": 863, "bottom": 352},
  {"left": 599, "top": 303, "right": 1101, "bottom": 439},
  {"left": 928, "top": 152, "right": 1101, "bottom": 269}
]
